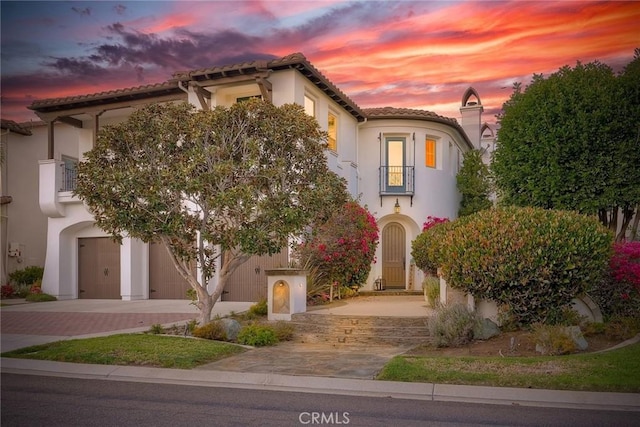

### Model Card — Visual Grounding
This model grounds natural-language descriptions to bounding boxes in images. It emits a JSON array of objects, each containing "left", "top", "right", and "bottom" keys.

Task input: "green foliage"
[
  {"left": 192, "top": 321, "right": 228, "bottom": 341},
  {"left": 493, "top": 56, "right": 640, "bottom": 239},
  {"left": 237, "top": 324, "right": 278, "bottom": 346},
  {"left": 604, "top": 316, "right": 640, "bottom": 341},
  {"left": 248, "top": 298, "right": 268, "bottom": 317},
  {"left": 582, "top": 322, "right": 606, "bottom": 337},
  {"left": 457, "top": 149, "right": 492, "bottom": 217},
  {"left": 294, "top": 201, "right": 379, "bottom": 289},
  {"left": 74, "top": 99, "right": 349, "bottom": 324},
  {"left": 411, "top": 221, "right": 452, "bottom": 275},
  {"left": 422, "top": 276, "right": 440, "bottom": 307},
  {"left": 531, "top": 324, "right": 578, "bottom": 355},
  {"left": 24, "top": 293, "right": 57, "bottom": 302},
  {"left": 148, "top": 324, "right": 165, "bottom": 335},
  {"left": 428, "top": 304, "right": 482, "bottom": 347},
  {"left": 8, "top": 266, "right": 44, "bottom": 286},
  {"left": 272, "top": 321, "right": 295, "bottom": 341},
  {"left": 439, "top": 207, "right": 613, "bottom": 325},
  {"left": 590, "top": 241, "right": 640, "bottom": 320}
]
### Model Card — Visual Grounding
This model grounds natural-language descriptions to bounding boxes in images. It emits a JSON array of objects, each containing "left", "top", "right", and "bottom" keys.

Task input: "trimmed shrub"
[
  {"left": 8, "top": 266, "right": 44, "bottom": 286},
  {"left": 411, "top": 219, "right": 451, "bottom": 275},
  {"left": 192, "top": 321, "right": 228, "bottom": 341},
  {"left": 428, "top": 304, "right": 482, "bottom": 347},
  {"left": 237, "top": 324, "right": 278, "bottom": 346},
  {"left": 439, "top": 207, "right": 613, "bottom": 325}
]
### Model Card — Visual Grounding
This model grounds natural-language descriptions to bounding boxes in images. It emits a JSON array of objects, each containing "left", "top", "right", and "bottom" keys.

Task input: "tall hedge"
[
  {"left": 411, "top": 221, "right": 451, "bottom": 276},
  {"left": 439, "top": 207, "right": 613, "bottom": 324}
]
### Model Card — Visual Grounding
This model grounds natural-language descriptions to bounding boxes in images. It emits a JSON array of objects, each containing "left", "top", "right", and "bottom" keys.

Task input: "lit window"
[
  {"left": 327, "top": 112, "right": 337, "bottom": 151},
  {"left": 425, "top": 138, "right": 436, "bottom": 168},
  {"left": 304, "top": 95, "right": 315, "bottom": 117}
]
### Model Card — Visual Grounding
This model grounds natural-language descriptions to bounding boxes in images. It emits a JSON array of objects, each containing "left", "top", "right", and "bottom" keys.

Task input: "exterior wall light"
[{"left": 394, "top": 198, "right": 400, "bottom": 214}]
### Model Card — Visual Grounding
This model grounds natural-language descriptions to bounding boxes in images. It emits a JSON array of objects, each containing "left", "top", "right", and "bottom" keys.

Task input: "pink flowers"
[
  {"left": 296, "top": 202, "right": 379, "bottom": 288},
  {"left": 422, "top": 216, "right": 449, "bottom": 232}
]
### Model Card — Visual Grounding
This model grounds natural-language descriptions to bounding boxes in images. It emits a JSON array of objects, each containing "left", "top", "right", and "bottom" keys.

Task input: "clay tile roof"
[
  {"left": 28, "top": 81, "right": 183, "bottom": 113},
  {"left": 0, "top": 119, "right": 32, "bottom": 136},
  {"left": 363, "top": 107, "right": 472, "bottom": 148},
  {"left": 363, "top": 106, "right": 458, "bottom": 123},
  {"left": 173, "top": 52, "right": 366, "bottom": 122}
]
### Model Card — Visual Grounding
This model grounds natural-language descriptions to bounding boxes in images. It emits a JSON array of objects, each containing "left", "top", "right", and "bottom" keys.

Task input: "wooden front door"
[
  {"left": 149, "top": 241, "right": 193, "bottom": 299},
  {"left": 78, "top": 237, "right": 121, "bottom": 299},
  {"left": 382, "top": 222, "right": 405, "bottom": 289}
]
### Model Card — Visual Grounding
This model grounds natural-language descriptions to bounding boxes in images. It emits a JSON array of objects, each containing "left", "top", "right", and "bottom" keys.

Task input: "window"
[
  {"left": 386, "top": 137, "right": 405, "bottom": 192},
  {"left": 304, "top": 95, "right": 315, "bottom": 117},
  {"left": 327, "top": 112, "right": 338, "bottom": 151},
  {"left": 425, "top": 138, "right": 436, "bottom": 168}
]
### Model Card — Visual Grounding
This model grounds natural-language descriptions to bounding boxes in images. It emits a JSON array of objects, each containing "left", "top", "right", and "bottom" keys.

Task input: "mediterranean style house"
[{"left": 1, "top": 53, "right": 492, "bottom": 300}]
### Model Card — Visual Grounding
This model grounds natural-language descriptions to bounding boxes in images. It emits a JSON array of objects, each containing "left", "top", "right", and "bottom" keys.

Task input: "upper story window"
[
  {"left": 304, "top": 95, "right": 316, "bottom": 117},
  {"left": 425, "top": 138, "right": 436, "bottom": 168},
  {"left": 327, "top": 112, "right": 338, "bottom": 151}
]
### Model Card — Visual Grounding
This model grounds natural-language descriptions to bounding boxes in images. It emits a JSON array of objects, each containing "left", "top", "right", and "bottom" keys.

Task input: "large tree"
[
  {"left": 493, "top": 54, "right": 640, "bottom": 240},
  {"left": 75, "top": 100, "right": 349, "bottom": 323}
]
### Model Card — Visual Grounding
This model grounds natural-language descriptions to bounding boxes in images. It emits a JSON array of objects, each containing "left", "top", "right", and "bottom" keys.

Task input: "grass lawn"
[
  {"left": 1, "top": 334, "right": 245, "bottom": 369},
  {"left": 377, "top": 342, "right": 640, "bottom": 393}
]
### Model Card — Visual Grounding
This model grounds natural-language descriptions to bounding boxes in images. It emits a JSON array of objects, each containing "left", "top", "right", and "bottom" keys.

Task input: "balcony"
[
  {"left": 61, "top": 162, "right": 77, "bottom": 192},
  {"left": 379, "top": 166, "right": 414, "bottom": 195}
]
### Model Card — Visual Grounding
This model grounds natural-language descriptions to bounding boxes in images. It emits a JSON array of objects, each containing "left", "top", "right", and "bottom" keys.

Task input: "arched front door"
[{"left": 382, "top": 222, "right": 405, "bottom": 289}]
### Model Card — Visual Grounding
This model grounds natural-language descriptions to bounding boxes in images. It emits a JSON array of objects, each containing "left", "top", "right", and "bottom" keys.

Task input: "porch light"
[{"left": 394, "top": 198, "right": 400, "bottom": 214}]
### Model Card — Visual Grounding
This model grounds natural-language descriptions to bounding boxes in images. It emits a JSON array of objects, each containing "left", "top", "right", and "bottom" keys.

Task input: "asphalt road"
[{"left": 2, "top": 374, "right": 637, "bottom": 427}]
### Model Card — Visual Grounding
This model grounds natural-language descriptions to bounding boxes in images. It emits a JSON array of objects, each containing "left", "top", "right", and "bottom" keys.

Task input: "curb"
[{"left": 2, "top": 358, "right": 639, "bottom": 411}]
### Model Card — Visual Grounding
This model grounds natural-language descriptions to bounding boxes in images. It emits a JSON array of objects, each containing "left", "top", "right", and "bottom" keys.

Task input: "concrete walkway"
[{"left": 1, "top": 296, "right": 639, "bottom": 411}]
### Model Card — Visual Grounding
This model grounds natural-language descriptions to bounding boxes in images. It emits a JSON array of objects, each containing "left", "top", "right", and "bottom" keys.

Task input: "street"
[{"left": 2, "top": 374, "right": 637, "bottom": 426}]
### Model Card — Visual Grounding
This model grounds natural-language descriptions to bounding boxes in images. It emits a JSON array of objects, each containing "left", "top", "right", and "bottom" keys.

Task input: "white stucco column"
[{"left": 120, "top": 237, "right": 148, "bottom": 300}]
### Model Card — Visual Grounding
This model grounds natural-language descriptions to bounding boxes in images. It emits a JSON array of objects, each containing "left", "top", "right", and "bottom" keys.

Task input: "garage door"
[
  {"left": 222, "top": 250, "right": 288, "bottom": 302},
  {"left": 78, "top": 237, "right": 121, "bottom": 299},
  {"left": 149, "top": 241, "right": 192, "bottom": 299}
]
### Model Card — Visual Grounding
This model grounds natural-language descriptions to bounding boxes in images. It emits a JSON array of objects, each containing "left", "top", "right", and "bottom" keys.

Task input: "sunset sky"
[{"left": 1, "top": 1, "right": 638, "bottom": 124}]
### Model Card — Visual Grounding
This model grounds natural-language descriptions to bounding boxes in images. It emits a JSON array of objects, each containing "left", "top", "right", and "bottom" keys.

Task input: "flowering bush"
[
  {"left": 439, "top": 207, "right": 613, "bottom": 325},
  {"left": 422, "top": 216, "right": 449, "bottom": 232},
  {"left": 295, "top": 202, "right": 379, "bottom": 290},
  {"left": 590, "top": 241, "right": 640, "bottom": 319},
  {"left": 1, "top": 284, "right": 14, "bottom": 298},
  {"left": 412, "top": 217, "right": 450, "bottom": 275}
]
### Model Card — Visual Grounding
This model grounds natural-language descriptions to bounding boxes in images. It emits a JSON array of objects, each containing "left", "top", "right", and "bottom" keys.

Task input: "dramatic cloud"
[
  {"left": 1, "top": 0, "right": 637, "bottom": 122},
  {"left": 71, "top": 6, "right": 91, "bottom": 17}
]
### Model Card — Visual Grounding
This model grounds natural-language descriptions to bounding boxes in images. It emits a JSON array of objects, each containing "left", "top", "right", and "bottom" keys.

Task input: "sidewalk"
[{"left": 1, "top": 297, "right": 639, "bottom": 411}]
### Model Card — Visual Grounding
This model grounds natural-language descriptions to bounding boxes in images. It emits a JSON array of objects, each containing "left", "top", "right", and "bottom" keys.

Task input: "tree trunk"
[
  {"left": 630, "top": 205, "right": 640, "bottom": 242},
  {"left": 616, "top": 206, "right": 635, "bottom": 242}
]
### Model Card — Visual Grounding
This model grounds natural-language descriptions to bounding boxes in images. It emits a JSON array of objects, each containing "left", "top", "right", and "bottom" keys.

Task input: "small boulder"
[
  {"left": 473, "top": 318, "right": 500, "bottom": 340},
  {"left": 219, "top": 318, "right": 241, "bottom": 341},
  {"left": 565, "top": 325, "right": 588, "bottom": 351}
]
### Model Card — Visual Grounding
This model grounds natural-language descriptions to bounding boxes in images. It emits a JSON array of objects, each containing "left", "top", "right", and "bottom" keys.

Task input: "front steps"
[
  {"left": 358, "top": 290, "right": 423, "bottom": 297},
  {"left": 290, "top": 313, "right": 431, "bottom": 346}
]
